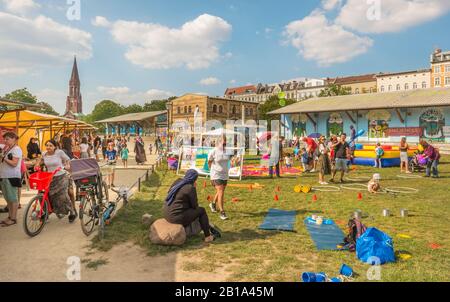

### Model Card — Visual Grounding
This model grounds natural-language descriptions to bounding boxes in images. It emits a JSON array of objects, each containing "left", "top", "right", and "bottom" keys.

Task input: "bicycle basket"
[{"left": 29, "top": 172, "right": 53, "bottom": 191}]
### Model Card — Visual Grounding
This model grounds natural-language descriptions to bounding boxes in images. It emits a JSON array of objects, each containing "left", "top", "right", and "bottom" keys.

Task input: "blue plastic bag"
[{"left": 356, "top": 227, "right": 395, "bottom": 265}]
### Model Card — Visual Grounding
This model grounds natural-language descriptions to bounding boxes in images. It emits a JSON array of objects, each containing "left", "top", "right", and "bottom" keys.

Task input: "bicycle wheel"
[
  {"left": 79, "top": 193, "right": 98, "bottom": 236},
  {"left": 23, "top": 195, "right": 48, "bottom": 237}
]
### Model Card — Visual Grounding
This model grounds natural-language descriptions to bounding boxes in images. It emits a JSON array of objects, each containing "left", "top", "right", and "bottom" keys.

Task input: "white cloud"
[
  {"left": 200, "top": 77, "right": 221, "bottom": 86},
  {"left": 107, "top": 14, "right": 232, "bottom": 70},
  {"left": 336, "top": 0, "right": 450, "bottom": 34},
  {"left": 2, "top": 0, "right": 40, "bottom": 15},
  {"left": 97, "top": 86, "right": 130, "bottom": 95},
  {"left": 35, "top": 88, "right": 66, "bottom": 114},
  {"left": 0, "top": 67, "right": 28, "bottom": 76},
  {"left": 0, "top": 12, "right": 93, "bottom": 74},
  {"left": 145, "top": 89, "right": 173, "bottom": 99},
  {"left": 322, "top": 0, "right": 342, "bottom": 11},
  {"left": 265, "top": 27, "right": 273, "bottom": 34},
  {"left": 92, "top": 16, "right": 111, "bottom": 28},
  {"left": 284, "top": 10, "right": 373, "bottom": 66},
  {"left": 229, "top": 79, "right": 237, "bottom": 84}
]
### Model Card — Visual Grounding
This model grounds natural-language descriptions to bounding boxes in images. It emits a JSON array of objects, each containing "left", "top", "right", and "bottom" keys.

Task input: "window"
[
  {"left": 396, "top": 84, "right": 401, "bottom": 91},
  {"left": 213, "top": 104, "right": 217, "bottom": 113},
  {"left": 404, "top": 83, "right": 409, "bottom": 90},
  {"left": 413, "top": 82, "right": 417, "bottom": 89},
  {"left": 218, "top": 105, "right": 223, "bottom": 114},
  {"left": 435, "top": 77, "right": 441, "bottom": 86},
  {"left": 232, "top": 105, "right": 236, "bottom": 114},
  {"left": 422, "top": 82, "right": 427, "bottom": 89},
  {"left": 388, "top": 85, "right": 392, "bottom": 91},
  {"left": 446, "top": 77, "right": 450, "bottom": 86},
  {"left": 380, "top": 85, "right": 385, "bottom": 92},
  {"left": 184, "top": 106, "right": 187, "bottom": 113},
  {"left": 189, "top": 106, "right": 192, "bottom": 113},
  {"left": 434, "top": 66, "right": 440, "bottom": 73},
  {"left": 177, "top": 107, "right": 181, "bottom": 114},
  {"left": 355, "top": 88, "right": 360, "bottom": 94},
  {"left": 245, "top": 108, "right": 249, "bottom": 116},
  {"left": 249, "top": 108, "right": 253, "bottom": 116},
  {"left": 446, "top": 65, "right": 450, "bottom": 73}
]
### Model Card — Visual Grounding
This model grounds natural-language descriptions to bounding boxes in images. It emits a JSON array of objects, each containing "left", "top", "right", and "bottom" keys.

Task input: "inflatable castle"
[{"left": 353, "top": 144, "right": 417, "bottom": 167}]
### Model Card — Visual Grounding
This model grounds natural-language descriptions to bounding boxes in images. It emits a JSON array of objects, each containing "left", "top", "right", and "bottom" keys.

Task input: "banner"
[{"left": 386, "top": 127, "right": 423, "bottom": 137}]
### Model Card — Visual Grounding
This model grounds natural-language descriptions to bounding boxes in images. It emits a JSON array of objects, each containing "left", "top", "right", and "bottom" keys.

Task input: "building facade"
[
  {"left": 376, "top": 69, "right": 431, "bottom": 93},
  {"left": 431, "top": 49, "right": 450, "bottom": 88},
  {"left": 64, "top": 57, "right": 83, "bottom": 119},
  {"left": 327, "top": 74, "right": 377, "bottom": 94},
  {"left": 168, "top": 94, "right": 259, "bottom": 129}
]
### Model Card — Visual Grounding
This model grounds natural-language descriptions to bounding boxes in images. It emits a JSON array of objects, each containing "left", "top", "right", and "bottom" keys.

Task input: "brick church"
[{"left": 64, "top": 56, "right": 83, "bottom": 119}]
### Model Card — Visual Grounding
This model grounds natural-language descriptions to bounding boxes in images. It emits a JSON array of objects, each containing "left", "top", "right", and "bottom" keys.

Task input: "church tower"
[{"left": 64, "top": 56, "right": 83, "bottom": 119}]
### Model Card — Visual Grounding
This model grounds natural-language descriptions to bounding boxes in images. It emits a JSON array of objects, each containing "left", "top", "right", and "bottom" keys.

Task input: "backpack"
[{"left": 343, "top": 218, "right": 367, "bottom": 252}]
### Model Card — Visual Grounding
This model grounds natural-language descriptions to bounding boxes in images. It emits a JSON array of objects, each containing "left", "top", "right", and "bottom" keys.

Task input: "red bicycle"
[{"left": 23, "top": 167, "right": 63, "bottom": 237}]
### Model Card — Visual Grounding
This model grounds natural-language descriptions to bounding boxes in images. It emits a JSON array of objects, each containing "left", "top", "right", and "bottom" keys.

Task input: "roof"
[
  {"left": 0, "top": 98, "right": 44, "bottom": 111},
  {"left": 96, "top": 110, "right": 167, "bottom": 123},
  {"left": 328, "top": 74, "right": 376, "bottom": 85},
  {"left": 376, "top": 69, "right": 431, "bottom": 78},
  {"left": 70, "top": 56, "right": 80, "bottom": 84},
  {"left": 0, "top": 110, "right": 96, "bottom": 130},
  {"left": 171, "top": 94, "right": 259, "bottom": 104},
  {"left": 224, "top": 85, "right": 257, "bottom": 96},
  {"left": 268, "top": 88, "right": 450, "bottom": 115}
]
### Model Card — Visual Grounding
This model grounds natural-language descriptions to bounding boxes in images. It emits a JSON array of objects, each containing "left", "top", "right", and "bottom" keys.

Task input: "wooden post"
[
  {"left": 138, "top": 177, "right": 141, "bottom": 192},
  {"left": 15, "top": 111, "right": 20, "bottom": 134},
  {"left": 145, "top": 170, "right": 149, "bottom": 181},
  {"left": 50, "top": 121, "right": 53, "bottom": 139}
]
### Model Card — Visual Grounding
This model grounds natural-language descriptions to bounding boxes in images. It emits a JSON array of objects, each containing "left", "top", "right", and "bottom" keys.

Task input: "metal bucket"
[
  {"left": 382, "top": 209, "right": 390, "bottom": 217},
  {"left": 353, "top": 210, "right": 362, "bottom": 220},
  {"left": 400, "top": 209, "right": 408, "bottom": 217}
]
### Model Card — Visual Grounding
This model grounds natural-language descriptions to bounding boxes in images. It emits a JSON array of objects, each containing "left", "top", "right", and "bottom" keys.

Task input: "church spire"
[{"left": 70, "top": 56, "right": 80, "bottom": 85}]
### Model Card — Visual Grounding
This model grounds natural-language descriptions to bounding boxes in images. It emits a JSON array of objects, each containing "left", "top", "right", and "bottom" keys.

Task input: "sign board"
[{"left": 386, "top": 127, "right": 423, "bottom": 137}]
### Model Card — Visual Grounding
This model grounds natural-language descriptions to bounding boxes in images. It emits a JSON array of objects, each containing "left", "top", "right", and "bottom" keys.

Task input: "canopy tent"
[
  {"left": 0, "top": 98, "right": 44, "bottom": 113},
  {"left": 0, "top": 110, "right": 96, "bottom": 154}
]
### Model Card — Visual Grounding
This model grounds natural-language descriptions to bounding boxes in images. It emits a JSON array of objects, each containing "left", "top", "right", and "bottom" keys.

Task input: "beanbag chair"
[
  {"left": 149, "top": 219, "right": 186, "bottom": 246},
  {"left": 356, "top": 227, "right": 395, "bottom": 265}
]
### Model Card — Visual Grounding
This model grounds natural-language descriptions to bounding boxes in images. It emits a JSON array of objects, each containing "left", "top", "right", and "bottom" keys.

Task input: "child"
[
  {"left": 149, "top": 143, "right": 153, "bottom": 155},
  {"left": 285, "top": 153, "right": 293, "bottom": 168},
  {"left": 300, "top": 148, "right": 309, "bottom": 172},
  {"left": 121, "top": 143, "right": 129, "bottom": 168},
  {"left": 105, "top": 144, "right": 117, "bottom": 187},
  {"left": 293, "top": 145, "right": 300, "bottom": 161},
  {"left": 374, "top": 143, "right": 384, "bottom": 168},
  {"left": 368, "top": 173, "right": 382, "bottom": 193}
]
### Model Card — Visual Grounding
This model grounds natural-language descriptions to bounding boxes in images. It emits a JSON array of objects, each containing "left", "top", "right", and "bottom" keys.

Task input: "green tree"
[
  {"left": 85, "top": 100, "right": 124, "bottom": 123},
  {"left": 258, "top": 95, "right": 296, "bottom": 127},
  {"left": 143, "top": 97, "right": 175, "bottom": 112},
  {"left": 35, "top": 102, "right": 59, "bottom": 116},
  {"left": 124, "top": 104, "right": 143, "bottom": 114},
  {"left": 318, "top": 84, "right": 351, "bottom": 97},
  {"left": 3, "top": 88, "right": 38, "bottom": 104}
]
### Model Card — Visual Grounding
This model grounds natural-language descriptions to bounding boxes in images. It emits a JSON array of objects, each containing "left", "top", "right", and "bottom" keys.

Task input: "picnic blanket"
[
  {"left": 259, "top": 209, "right": 297, "bottom": 232},
  {"left": 304, "top": 218, "right": 345, "bottom": 250}
]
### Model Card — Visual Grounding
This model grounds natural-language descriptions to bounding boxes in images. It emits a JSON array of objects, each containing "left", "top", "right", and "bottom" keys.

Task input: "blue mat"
[
  {"left": 304, "top": 219, "right": 345, "bottom": 250},
  {"left": 259, "top": 209, "right": 297, "bottom": 232}
]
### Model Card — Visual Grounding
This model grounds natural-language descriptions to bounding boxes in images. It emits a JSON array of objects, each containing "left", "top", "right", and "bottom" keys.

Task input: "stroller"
[{"left": 409, "top": 152, "right": 427, "bottom": 172}]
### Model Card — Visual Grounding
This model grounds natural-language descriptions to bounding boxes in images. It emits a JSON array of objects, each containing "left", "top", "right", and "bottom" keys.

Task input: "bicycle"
[
  {"left": 97, "top": 186, "right": 130, "bottom": 239},
  {"left": 23, "top": 167, "right": 65, "bottom": 237}
]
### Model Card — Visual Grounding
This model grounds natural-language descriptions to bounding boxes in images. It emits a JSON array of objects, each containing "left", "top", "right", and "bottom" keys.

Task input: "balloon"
[
  {"left": 279, "top": 98, "right": 286, "bottom": 106},
  {"left": 278, "top": 92, "right": 286, "bottom": 99}
]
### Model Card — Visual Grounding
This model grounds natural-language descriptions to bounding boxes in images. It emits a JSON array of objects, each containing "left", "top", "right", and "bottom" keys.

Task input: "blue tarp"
[
  {"left": 356, "top": 227, "right": 396, "bottom": 264},
  {"left": 259, "top": 209, "right": 297, "bottom": 232},
  {"left": 304, "top": 219, "right": 345, "bottom": 250}
]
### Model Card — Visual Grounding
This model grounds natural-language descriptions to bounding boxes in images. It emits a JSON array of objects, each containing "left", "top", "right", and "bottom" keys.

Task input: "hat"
[{"left": 373, "top": 173, "right": 381, "bottom": 180}]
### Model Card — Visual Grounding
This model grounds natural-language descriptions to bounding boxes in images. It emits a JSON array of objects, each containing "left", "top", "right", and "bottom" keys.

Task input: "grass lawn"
[{"left": 91, "top": 156, "right": 450, "bottom": 282}]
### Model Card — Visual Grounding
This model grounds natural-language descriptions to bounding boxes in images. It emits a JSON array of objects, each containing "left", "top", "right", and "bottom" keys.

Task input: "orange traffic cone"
[
  {"left": 203, "top": 180, "right": 207, "bottom": 188},
  {"left": 207, "top": 195, "right": 211, "bottom": 202},
  {"left": 274, "top": 194, "right": 279, "bottom": 201},
  {"left": 358, "top": 192, "right": 363, "bottom": 200},
  {"left": 312, "top": 194, "right": 318, "bottom": 202},
  {"left": 276, "top": 185, "right": 281, "bottom": 192},
  {"left": 249, "top": 184, "right": 253, "bottom": 191}
]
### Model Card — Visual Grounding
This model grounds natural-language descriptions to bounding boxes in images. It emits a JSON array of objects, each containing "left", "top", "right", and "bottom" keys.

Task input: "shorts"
[
  {"left": 400, "top": 152, "right": 408, "bottom": 162},
  {"left": 334, "top": 158, "right": 348, "bottom": 172},
  {"left": 0, "top": 179, "right": 19, "bottom": 203},
  {"left": 211, "top": 179, "right": 228, "bottom": 187}
]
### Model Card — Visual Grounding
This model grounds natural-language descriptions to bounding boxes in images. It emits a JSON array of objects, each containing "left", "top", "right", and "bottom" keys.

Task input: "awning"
[{"left": 96, "top": 110, "right": 167, "bottom": 124}]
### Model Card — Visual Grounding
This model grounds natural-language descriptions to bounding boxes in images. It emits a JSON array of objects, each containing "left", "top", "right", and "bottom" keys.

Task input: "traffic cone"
[
  {"left": 312, "top": 194, "right": 318, "bottom": 202},
  {"left": 358, "top": 192, "right": 363, "bottom": 200},
  {"left": 276, "top": 185, "right": 281, "bottom": 192},
  {"left": 203, "top": 180, "right": 207, "bottom": 188},
  {"left": 249, "top": 184, "right": 253, "bottom": 192},
  {"left": 207, "top": 195, "right": 211, "bottom": 202},
  {"left": 274, "top": 194, "right": 279, "bottom": 201}
]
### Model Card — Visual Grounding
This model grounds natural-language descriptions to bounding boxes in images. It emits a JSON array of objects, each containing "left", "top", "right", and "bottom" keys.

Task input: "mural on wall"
[
  {"left": 420, "top": 108, "right": 445, "bottom": 142},
  {"left": 291, "top": 114, "right": 307, "bottom": 138},
  {"left": 367, "top": 110, "right": 391, "bottom": 139},
  {"left": 327, "top": 113, "right": 344, "bottom": 136}
]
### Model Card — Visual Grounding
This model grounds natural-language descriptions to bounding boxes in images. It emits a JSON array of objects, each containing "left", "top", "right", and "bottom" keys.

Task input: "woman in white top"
[
  {"left": 80, "top": 137, "right": 90, "bottom": 159},
  {"left": 317, "top": 136, "right": 332, "bottom": 185},
  {"left": 34, "top": 139, "right": 77, "bottom": 222},
  {"left": 0, "top": 132, "right": 22, "bottom": 227},
  {"left": 208, "top": 135, "right": 230, "bottom": 220}
]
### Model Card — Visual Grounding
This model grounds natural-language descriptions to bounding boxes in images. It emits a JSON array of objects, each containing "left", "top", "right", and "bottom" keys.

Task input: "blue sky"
[{"left": 1, "top": 0, "right": 450, "bottom": 114}]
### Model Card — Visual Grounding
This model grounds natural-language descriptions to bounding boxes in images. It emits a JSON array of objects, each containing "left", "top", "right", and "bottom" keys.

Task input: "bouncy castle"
[{"left": 353, "top": 144, "right": 417, "bottom": 167}]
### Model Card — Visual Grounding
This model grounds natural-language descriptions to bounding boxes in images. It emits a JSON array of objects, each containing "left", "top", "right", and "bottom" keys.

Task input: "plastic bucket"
[
  {"left": 302, "top": 272, "right": 316, "bottom": 282},
  {"left": 339, "top": 264, "right": 353, "bottom": 277},
  {"left": 330, "top": 277, "right": 342, "bottom": 282}
]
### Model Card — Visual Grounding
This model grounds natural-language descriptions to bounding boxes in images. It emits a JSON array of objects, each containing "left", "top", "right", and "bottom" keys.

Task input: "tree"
[
  {"left": 124, "top": 104, "right": 143, "bottom": 114},
  {"left": 35, "top": 102, "right": 59, "bottom": 116},
  {"left": 143, "top": 97, "right": 175, "bottom": 112},
  {"left": 85, "top": 100, "right": 124, "bottom": 123},
  {"left": 3, "top": 88, "right": 38, "bottom": 104},
  {"left": 319, "top": 84, "right": 351, "bottom": 97},
  {"left": 258, "top": 95, "right": 296, "bottom": 127}
]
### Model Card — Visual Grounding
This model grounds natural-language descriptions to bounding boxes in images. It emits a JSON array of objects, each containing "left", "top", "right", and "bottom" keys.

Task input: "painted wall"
[{"left": 281, "top": 106, "right": 450, "bottom": 143}]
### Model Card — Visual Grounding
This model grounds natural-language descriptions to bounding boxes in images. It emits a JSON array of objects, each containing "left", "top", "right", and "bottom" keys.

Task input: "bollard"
[
  {"left": 138, "top": 177, "right": 141, "bottom": 192},
  {"left": 145, "top": 170, "right": 149, "bottom": 182}
]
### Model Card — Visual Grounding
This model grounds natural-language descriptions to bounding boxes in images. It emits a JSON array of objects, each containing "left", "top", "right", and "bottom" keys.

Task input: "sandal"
[{"left": 1, "top": 218, "right": 17, "bottom": 227}]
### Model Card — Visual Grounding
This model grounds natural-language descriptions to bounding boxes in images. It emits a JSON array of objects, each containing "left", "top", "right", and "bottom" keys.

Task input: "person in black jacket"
[
  {"left": 26, "top": 137, "right": 41, "bottom": 159},
  {"left": 164, "top": 169, "right": 217, "bottom": 243}
]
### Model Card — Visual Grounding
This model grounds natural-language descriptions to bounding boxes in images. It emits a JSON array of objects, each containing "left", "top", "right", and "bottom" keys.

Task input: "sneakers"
[
  {"left": 319, "top": 181, "right": 329, "bottom": 185},
  {"left": 209, "top": 202, "right": 217, "bottom": 213},
  {"left": 220, "top": 211, "right": 228, "bottom": 220}
]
